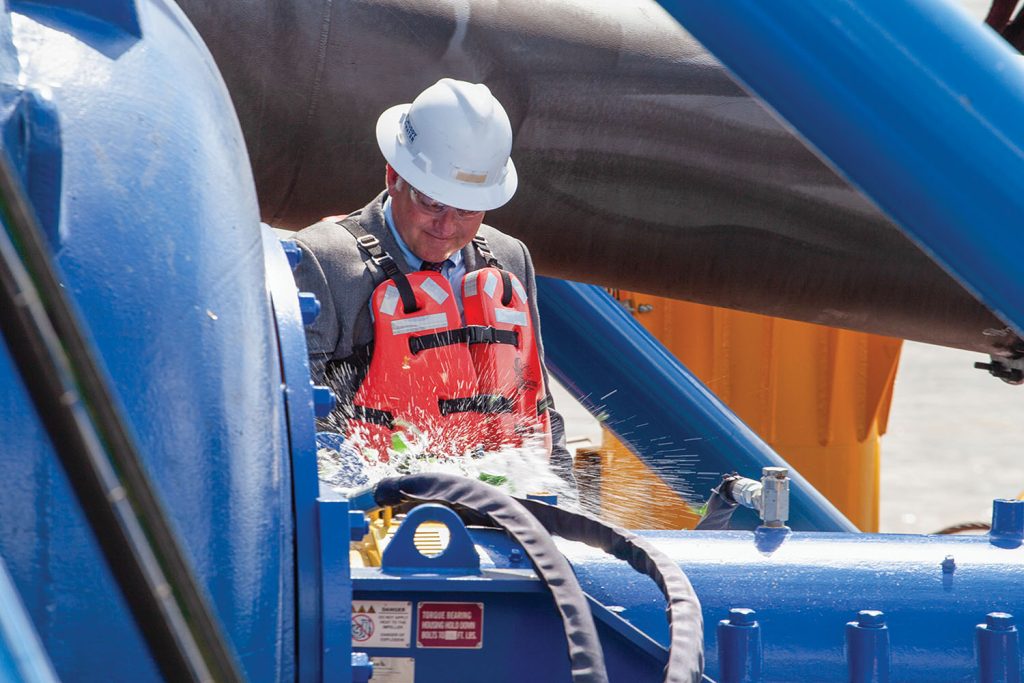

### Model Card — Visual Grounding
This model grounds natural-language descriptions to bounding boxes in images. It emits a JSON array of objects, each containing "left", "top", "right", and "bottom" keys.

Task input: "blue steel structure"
[
  {"left": 0, "top": 559, "right": 57, "bottom": 683},
  {"left": 0, "top": 0, "right": 1023, "bottom": 682},
  {"left": 536, "top": 277, "right": 855, "bottom": 533}
]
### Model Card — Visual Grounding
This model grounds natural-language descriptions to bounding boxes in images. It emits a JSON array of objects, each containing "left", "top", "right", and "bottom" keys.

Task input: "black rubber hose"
[
  {"left": 0, "top": 148, "right": 242, "bottom": 682},
  {"left": 516, "top": 498, "right": 704, "bottom": 683},
  {"left": 375, "top": 474, "right": 609, "bottom": 683},
  {"left": 694, "top": 475, "right": 743, "bottom": 531}
]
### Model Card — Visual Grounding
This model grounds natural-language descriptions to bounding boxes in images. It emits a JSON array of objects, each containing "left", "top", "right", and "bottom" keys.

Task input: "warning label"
[
  {"left": 416, "top": 602, "right": 484, "bottom": 649},
  {"left": 367, "top": 656, "right": 414, "bottom": 683},
  {"left": 351, "top": 600, "right": 411, "bottom": 648}
]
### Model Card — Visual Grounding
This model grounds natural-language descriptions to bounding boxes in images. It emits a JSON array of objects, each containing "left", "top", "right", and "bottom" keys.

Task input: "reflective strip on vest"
[
  {"left": 494, "top": 308, "right": 528, "bottom": 327},
  {"left": 420, "top": 277, "right": 450, "bottom": 305},
  {"left": 391, "top": 312, "right": 448, "bottom": 335},
  {"left": 511, "top": 278, "right": 527, "bottom": 303},
  {"left": 379, "top": 284, "right": 400, "bottom": 316},
  {"left": 464, "top": 270, "right": 480, "bottom": 296},
  {"left": 483, "top": 271, "right": 498, "bottom": 297}
]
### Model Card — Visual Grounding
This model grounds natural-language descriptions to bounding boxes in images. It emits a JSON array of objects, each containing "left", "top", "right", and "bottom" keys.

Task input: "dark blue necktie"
[{"left": 420, "top": 260, "right": 446, "bottom": 272}]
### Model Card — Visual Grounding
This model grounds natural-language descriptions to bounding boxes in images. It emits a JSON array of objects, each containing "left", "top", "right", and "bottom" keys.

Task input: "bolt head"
[
  {"left": 857, "top": 610, "right": 886, "bottom": 628},
  {"left": 985, "top": 612, "right": 1015, "bottom": 631},
  {"left": 349, "top": 510, "right": 370, "bottom": 541},
  {"left": 941, "top": 555, "right": 956, "bottom": 573},
  {"left": 728, "top": 607, "right": 757, "bottom": 626},
  {"left": 298, "top": 292, "right": 321, "bottom": 325},
  {"left": 509, "top": 548, "right": 523, "bottom": 564},
  {"left": 312, "top": 384, "right": 337, "bottom": 418},
  {"left": 280, "top": 240, "right": 303, "bottom": 270}
]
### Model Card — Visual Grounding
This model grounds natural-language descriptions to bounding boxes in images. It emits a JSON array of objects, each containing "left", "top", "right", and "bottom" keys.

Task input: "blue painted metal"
[
  {"left": 468, "top": 524, "right": 1024, "bottom": 681},
  {"left": 655, "top": 0, "right": 1024, "bottom": 339},
  {"left": 299, "top": 291, "right": 322, "bottom": 326},
  {"left": 977, "top": 612, "right": 1021, "bottom": 683},
  {"left": 313, "top": 384, "right": 338, "bottom": 418},
  {"left": 382, "top": 505, "right": 481, "bottom": 575},
  {"left": 846, "top": 610, "right": 890, "bottom": 683},
  {"left": 0, "top": 558, "right": 57, "bottom": 683},
  {"left": 264, "top": 227, "right": 323, "bottom": 682},
  {"left": 349, "top": 510, "right": 370, "bottom": 543},
  {"left": 537, "top": 277, "right": 855, "bottom": 532},
  {"left": 991, "top": 499, "right": 1024, "bottom": 546},
  {"left": 0, "top": 87, "right": 61, "bottom": 250},
  {"left": 717, "top": 608, "right": 761, "bottom": 683},
  {"left": 282, "top": 239, "right": 303, "bottom": 270},
  {"left": 350, "top": 652, "right": 373, "bottom": 683},
  {"left": 526, "top": 493, "right": 558, "bottom": 506},
  {"left": 0, "top": 3, "right": 295, "bottom": 680},
  {"left": 354, "top": 524, "right": 665, "bottom": 682},
  {"left": 318, "top": 498, "right": 354, "bottom": 683}
]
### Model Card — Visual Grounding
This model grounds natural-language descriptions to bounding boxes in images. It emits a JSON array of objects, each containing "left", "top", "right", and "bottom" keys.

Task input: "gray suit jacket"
[{"left": 291, "top": 191, "right": 574, "bottom": 484}]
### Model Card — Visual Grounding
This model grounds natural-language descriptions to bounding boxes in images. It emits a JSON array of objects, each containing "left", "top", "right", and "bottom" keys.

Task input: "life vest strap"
[
  {"left": 537, "top": 395, "right": 554, "bottom": 415},
  {"left": 498, "top": 270, "right": 514, "bottom": 306},
  {"left": 472, "top": 235, "right": 503, "bottom": 269},
  {"left": 408, "top": 325, "right": 519, "bottom": 355},
  {"left": 439, "top": 395, "right": 516, "bottom": 415},
  {"left": 345, "top": 404, "right": 396, "bottom": 429},
  {"left": 339, "top": 219, "right": 418, "bottom": 314}
]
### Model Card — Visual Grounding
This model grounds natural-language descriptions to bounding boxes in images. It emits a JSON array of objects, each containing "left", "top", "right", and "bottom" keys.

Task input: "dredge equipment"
[{"left": 0, "top": 0, "right": 1023, "bottom": 681}]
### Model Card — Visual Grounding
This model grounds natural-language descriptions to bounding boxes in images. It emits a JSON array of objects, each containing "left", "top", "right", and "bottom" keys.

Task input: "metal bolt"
[
  {"left": 729, "top": 608, "right": 757, "bottom": 626},
  {"left": 509, "top": 548, "right": 523, "bottom": 565},
  {"left": 941, "top": 555, "right": 956, "bottom": 574},
  {"left": 991, "top": 499, "right": 1024, "bottom": 542},
  {"left": 298, "top": 291, "right": 321, "bottom": 325},
  {"left": 857, "top": 610, "right": 886, "bottom": 628},
  {"left": 280, "top": 239, "right": 302, "bottom": 270},
  {"left": 349, "top": 510, "right": 369, "bottom": 542},
  {"left": 312, "top": 384, "right": 336, "bottom": 418},
  {"left": 637, "top": 304, "right": 654, "bottom": 313},
  {"left": 986, "top": 612, "right": 1016, "bottom": 632},
  {"left": 719, "top": 606, "right": 763, "bottom": 682}
]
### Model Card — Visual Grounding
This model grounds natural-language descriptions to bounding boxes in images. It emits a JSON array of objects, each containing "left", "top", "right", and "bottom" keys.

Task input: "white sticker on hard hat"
[
  {"left": 391, "top": 313, "right": 448, "bottom": 335},
  {"left": 380, "top": 285, "right": 399, "bottom": 317},
  {"left": 464, "top": 271, "right": 479, "bottom": 297},
  {"left": 419, "top": 278, "right": 450, "bottom": 305},
  {"left": 494, "top": 308, "right": 528, "bottom": 327},
  {"left": 483, "top": 272, "right": 498, "bottom": 298},
  {"left": 511, "top": 278, "right": 527, "bottom": 303}
]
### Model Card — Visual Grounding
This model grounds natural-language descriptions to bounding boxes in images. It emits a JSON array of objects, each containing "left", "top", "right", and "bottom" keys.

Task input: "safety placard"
[
  {"left": 416, "top": 602, "right": 484, "bottom": 649},
  {"left": 351, "top": 600, "right": 412, "bottom": 648},
  {"left": 367, "top": 656, "right": 414, "bottom": 683}
]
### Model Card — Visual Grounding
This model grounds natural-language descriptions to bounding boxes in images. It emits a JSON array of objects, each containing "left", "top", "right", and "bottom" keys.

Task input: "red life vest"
[
  {"left": 462, "top": 267, "right": 552, "bottom": 454},
  {"left": 341, "top": 226, "right": 552, "bottom": 459}
]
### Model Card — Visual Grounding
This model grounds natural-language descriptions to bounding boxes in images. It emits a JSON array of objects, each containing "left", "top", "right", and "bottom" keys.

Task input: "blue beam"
[
  {"left": 0, "top": 558, "right": 57, "bottom": 683},
  {"left": 538, "top": 277, "right": 855, "bottom": 532},
  {"left": 657, "top": 0, "right": 1024, "bottom": 340}
]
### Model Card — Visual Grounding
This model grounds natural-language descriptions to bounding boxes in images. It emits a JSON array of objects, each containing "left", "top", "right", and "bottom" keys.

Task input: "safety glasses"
[{"left": 408, "top": 185, "right": 484, "bottom": 219}]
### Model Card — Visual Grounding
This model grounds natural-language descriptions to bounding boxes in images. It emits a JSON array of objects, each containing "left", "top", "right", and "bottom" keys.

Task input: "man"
[{"left": 292, "top": 78, "right": 574, "bottom": 486}]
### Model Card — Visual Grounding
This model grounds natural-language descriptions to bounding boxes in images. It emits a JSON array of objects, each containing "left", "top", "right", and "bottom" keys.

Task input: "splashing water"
[{"left": 317, "top": 420, "right": 577, "bottom": 506}]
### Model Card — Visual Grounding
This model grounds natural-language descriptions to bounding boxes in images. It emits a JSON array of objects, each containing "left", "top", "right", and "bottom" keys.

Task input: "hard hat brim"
[{"left": 376, "top": 104, "right": 518, "bottom": 212}]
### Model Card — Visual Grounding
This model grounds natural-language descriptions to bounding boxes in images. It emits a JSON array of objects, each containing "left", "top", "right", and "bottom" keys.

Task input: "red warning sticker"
[{"left": 416, "top": 602, "right": 484, "bottom": 649}]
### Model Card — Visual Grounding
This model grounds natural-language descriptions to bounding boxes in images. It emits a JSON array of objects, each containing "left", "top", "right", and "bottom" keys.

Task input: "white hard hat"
[{"left": 376, "top": 78, "right": 518, "bottom": 212}]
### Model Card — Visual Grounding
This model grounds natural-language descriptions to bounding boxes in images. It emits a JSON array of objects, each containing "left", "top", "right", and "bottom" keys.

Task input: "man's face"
[{"left": 386, "top": 165, "right": 485, "bottom": 263}]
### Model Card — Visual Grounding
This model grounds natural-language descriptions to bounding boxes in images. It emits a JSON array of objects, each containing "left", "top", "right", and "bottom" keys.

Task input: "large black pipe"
[{"left": 177, "top": 0, "right": 1021, "bottom": 356}]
